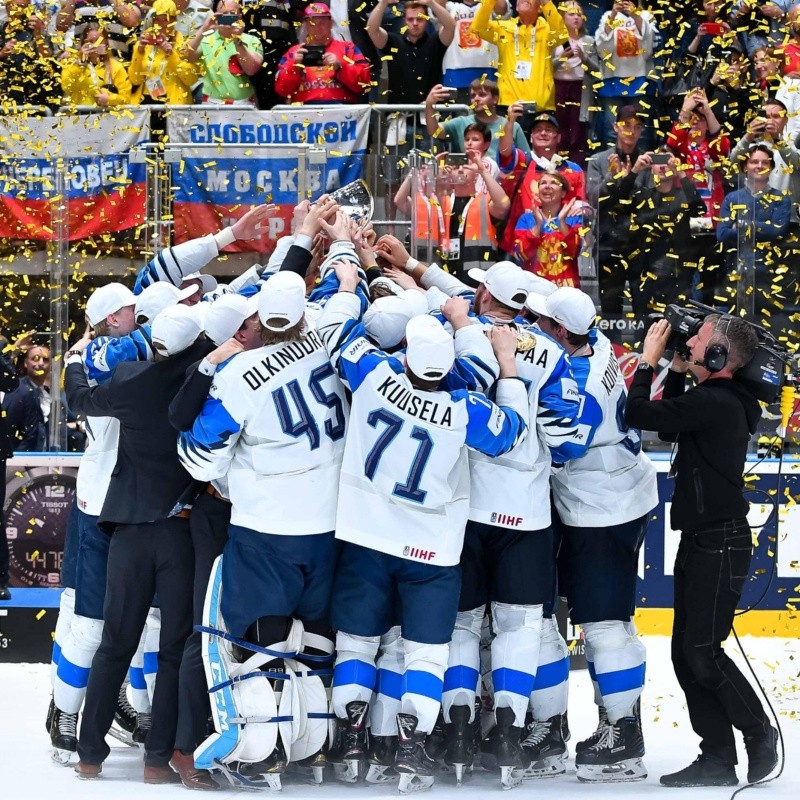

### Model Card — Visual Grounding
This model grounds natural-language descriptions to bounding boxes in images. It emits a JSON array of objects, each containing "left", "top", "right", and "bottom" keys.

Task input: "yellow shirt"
[
  {"left": 61, "top": 57, "right": 132, "bottom": 107},
  {"left": 471, "top": 0, "right": 567, "bottom": 108}
]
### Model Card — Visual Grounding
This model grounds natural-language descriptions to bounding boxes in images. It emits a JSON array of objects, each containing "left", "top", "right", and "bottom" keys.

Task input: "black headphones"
[{"left": 703, "top": 317, "right": 731, "bottom": 373}]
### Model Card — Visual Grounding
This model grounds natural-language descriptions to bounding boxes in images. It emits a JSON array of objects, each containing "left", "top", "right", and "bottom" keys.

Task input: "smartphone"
[
  {"left": 702, "top": 22, "right": 724, "bottom": 36},
  {"left": 520, "top": 101, "right": 538, "bottom": 115},
  {"left": 218, "top": 13, "right": 238, "bottom": 25},
  {"left": 651, "top": 153, "right": 671, "bottom": 165},
  {"left": 444, "top": 153, "right": 469, "bottom": 167},
  {"left": 442, "top": 86, "right": 459, "bottom": 101},
  {"left": 303, "top": 44, "right": 326, "bottom": 67}
]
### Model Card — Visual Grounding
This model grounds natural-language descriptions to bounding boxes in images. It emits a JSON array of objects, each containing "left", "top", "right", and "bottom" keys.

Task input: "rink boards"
[{"left": 1, "top": 455, "right": 799, "bottom": 663}]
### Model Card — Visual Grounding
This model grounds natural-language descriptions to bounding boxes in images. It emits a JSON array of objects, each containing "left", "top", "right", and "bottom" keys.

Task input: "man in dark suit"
[
  {"left": 1, "top": 342, "right": 20, "bottom": 601},
  {"left": 64, "top": 303, "right": 213, "bottom": 784}
]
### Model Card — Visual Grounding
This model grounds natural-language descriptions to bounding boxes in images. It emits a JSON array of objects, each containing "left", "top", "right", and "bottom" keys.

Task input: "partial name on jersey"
[{"left": 242, "top": 330, "right": 325, "bottom": 391}]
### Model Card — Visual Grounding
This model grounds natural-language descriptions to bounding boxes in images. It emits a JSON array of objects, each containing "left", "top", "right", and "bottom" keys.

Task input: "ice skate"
[
  {"left": 576, "top": 705, "right": 610, "bottom": 754},
  {"left": 520, "top": 714, "right": 567, "bottom": 779},
  {"left": 50, "top": 707, "right": 78, "bottom": 765},
  {"left": 132, "top": 711, "right": 151, "bottom": 745},
  {"left": 230, "top": 738, "right": 287, "bottom": 791},
  {"left": 444, "top": 704, "right": 475, "bottom": 786},
  {"left": 480, "top": 706, "right": 524, "bottom": 789},
  {"left": 289, "top": 750, "right": 327, "bottom": 785},
  {"left": 46, "top": 695, "right": 55, "bottom": 734},
  {"left": 395, "top": 713, "right": 436, "bottom": 794},
  {"left": 366, "top": 734, "right": 398, "bottom": 784},
  {"left": 575, "top": 716, "right": 646, "bottom": 783},
  {"left": 327, "top": 700, "right": 369, "bottom": 783},
  {"left": 109, "top": 683, "right": 137, "bottom": 747}
]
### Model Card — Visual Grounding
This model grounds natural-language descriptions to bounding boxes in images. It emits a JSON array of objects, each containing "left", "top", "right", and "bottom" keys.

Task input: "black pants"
[
  {"left": 175, "top": 490, "right": 231, "bottom": 753},
  {"left": 77, "top": 518, "right": 193, "bottom": 767},
  {"left": 672, "top": 519, "right": 769, "bottom": 765}
]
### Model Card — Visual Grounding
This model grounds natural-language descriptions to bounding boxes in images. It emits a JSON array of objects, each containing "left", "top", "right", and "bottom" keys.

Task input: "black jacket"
[
  {"left": 625, "top": 366, "right": 761, "bottom": 532},
  {"left": 65, "top": 339, "right": 213, "bottom": 530},
  {"left": 0, "top": 353, "right": 20, "bottom": 460}
]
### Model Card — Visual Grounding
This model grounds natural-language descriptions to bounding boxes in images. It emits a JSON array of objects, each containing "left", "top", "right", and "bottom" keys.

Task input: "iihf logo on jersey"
[
  {"left": 403, "top": 545, "right": 436, "bottom": 561},
  {"left": 491, "top": 512, "right": 523, "bottom": 527}
]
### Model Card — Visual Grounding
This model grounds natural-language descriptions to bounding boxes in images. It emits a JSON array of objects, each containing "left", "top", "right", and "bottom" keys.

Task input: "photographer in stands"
[
  {"left": 625, "top": 315, "right": 778, "bottom": 789},
  {"left": 274, "top": 3, "right": 371, "bottom": 105}
]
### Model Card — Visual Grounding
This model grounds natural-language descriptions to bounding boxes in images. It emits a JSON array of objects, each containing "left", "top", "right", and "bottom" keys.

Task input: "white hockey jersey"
[
  {"left": 468, "top": 326, "right": 584, "bottom": 531},
  {"left": 320, "top": 292, "right": 529, "bottom": 567},
  {"left": 551, "top": 330, "right": 658, "bottom": 527},
  {"left": 178, "top": 322, "right": 348, "bottom": 536}
]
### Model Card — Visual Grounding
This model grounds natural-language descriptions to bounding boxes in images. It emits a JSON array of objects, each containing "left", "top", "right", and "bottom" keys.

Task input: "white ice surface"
[{"left": 1, "top": 636, "right": 797, "bottom": 800}]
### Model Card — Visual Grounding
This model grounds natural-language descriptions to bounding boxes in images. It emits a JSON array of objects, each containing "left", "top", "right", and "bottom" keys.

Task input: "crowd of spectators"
[{"left": 2, "top": 0, "right": 800, "bottom": 354}]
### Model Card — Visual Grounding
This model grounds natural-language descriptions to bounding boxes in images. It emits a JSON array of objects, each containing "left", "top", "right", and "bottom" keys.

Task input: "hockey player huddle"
[{"left": 49, "top": 198, "right": 658, "bottom": 793}]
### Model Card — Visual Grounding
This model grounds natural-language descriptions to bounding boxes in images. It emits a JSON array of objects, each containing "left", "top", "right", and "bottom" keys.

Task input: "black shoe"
[
  {"left": 327, "top": 700, "right": 369, "bottom": 763},
  {"left": 480, "top": 706, "right": 524, "bottom": 770},
  {"left": 50, "top": 707, "right": 78, "bottom": 752},
  {"left": 395, "top": 714, "right": 436, "bottom": 777},
  {"left": 660, "top": 755, "right": 738, "bottom": 787},
  {"left": 444, "top": 704, "right": 475, "bottom": 769},
  {"left": 576, "top": 716, "right": 643, "bottom": 767},
  {"left": 745, "top": 726, "right": 779, "bottom": 783},
  {"left": 576, "top": 706, "right": 610, "bottom": 755},
  {"left": 0, "top": 583, "right": 11, "bottom": 601}
]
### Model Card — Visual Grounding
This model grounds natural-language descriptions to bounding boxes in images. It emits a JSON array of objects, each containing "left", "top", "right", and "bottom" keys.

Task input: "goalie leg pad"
[{"left": 195, "top": 556, "right": 286, "bottom": 771}]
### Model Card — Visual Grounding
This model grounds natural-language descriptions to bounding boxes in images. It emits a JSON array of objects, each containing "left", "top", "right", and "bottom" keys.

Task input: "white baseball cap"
[
  {"left": 204, "top": 293, "right": 259, "bottom": 346},
  {"left": 467, "top": 261, "right": 531, "bottom": 310},
  {"left": 180, "top": 272, "right": 218, "bottom": 295},
  {"left": 258, "top": 272, "right": 306, "bottom": 332},
  {"left": 525, "top": 286, "right": 597, "bottom": 335},
  {"left": 85, "top": 283, "right": 136, "bottom": 327},
  {"left": 151, "top": 304, "right": 203, "bottom": 357},
  {"left": 134, "top": 282, "right": 196, "bottom": 325},
  {"left": 363, "top": 290, "right": 429, "bottom": 349},
  {"left": 405, "top": 314, "right": 455, "bottom": 381}
]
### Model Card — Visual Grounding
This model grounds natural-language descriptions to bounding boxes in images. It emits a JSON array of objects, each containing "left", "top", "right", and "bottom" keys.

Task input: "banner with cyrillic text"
[
  {"left": 165, "top": 106, "right": 371, "bottom": 253},
  {"left": 0, "top": 110, "right": 149, "bottom": 240}
]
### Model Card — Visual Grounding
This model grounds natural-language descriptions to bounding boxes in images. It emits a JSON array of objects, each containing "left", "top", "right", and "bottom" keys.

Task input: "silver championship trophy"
[{"left": 326, "top": 179, "right": 374, "bottom": 224}]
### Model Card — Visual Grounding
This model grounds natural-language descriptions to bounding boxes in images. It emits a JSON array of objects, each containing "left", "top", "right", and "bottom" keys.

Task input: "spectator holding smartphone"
[
  {"left": 425, "top": 78, "right": 529, "bottom": 158},
  {"left": 274, "top": 3, "right": 372, "bottom": 104},
  {"left": 129, "top": 0, "right": 197, "bottom": 104},
  {"left": 551, "top": 1, "right": 598, "bottom": 167},
  {"left": 61, "top": 22, "right": 132, "bottom": 106},
  {"left": 184, "top": 0, "right": 264, "bottom": 105}
]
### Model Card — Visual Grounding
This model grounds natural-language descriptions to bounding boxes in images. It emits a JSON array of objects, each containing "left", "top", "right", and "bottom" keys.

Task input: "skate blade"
[
  {"left": 521, "top": 754, "right": 567, "bottom": 780},
  {"left": 107, "top": 723, "right": 138, "bottom": 748},
  {"left": 501, "top": 765, "right": 524, "bottom": 790},
  {"left": 366, "top": 764, "right": 399, "bottom": 784},
  {"left": 331, "top": 759, "right": 364, "bottom": 784},
  {"left": 576, "top": 758, "right": 647, "bottom": 783},
  {"left": 452, "top": 763, "right": 472, "bottom": 786},
  {"left": 51, "top": 747, "right": 75, "bottom": 766},
  {"left": 398, "top": 773, "right": 435, "bottom": 794},
  {"left": 214, "top": 760, "right": 282, "bottom": 792}
]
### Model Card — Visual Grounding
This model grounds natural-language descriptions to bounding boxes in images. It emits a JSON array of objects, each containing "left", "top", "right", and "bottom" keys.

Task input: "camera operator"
[{"left": 624, "top": 316, "right": 778, "bottom": 789}]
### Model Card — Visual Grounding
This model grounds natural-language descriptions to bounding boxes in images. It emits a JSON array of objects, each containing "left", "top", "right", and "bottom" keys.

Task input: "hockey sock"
[
  {"left": 54, "top": 613, "right": 103, "bottom": 714},
  {"left": 371, "top": 626, "right": 404, "bottom": 737},
  {"left": 332, "top": 631, "right": 380, "bottom": 718},
  {"left": 401, "top": 639, "right": 448, "bottom": 734},
  {"left": 529, "top": 615, "right": 569, "bottom": 720},
  {"left": 442, "top": 607, "right": 482, "bottom": 723},
  {"left": 51, "top": 587, "right": 75, "bottom": 686}
]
